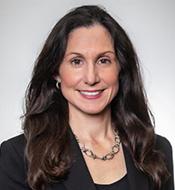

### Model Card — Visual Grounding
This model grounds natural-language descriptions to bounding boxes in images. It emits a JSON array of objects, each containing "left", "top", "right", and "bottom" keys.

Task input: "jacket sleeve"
[
  {"left": 156, "top": 135, "right": 174, "bottom": 190},
  {"left": 0, "top": 136, "right": 30, "bottom": 190}
]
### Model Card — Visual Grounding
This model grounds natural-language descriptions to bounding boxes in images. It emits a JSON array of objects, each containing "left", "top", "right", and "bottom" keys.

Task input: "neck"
[{"left": 69, "top": 107, "right": 114, "bottom": 142}]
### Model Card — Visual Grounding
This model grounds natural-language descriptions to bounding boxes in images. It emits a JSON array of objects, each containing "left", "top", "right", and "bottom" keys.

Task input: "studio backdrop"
[{"left": 0, "top": 0, "right": 174, "bottom": 167}]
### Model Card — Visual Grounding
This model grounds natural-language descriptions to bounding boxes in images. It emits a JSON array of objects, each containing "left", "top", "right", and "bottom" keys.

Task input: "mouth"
[{"left": 78, "top": 90, "right": 104, "bottom": 99}]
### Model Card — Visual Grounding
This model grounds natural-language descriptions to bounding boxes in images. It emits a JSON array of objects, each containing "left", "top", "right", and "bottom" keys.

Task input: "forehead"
[{"left": 65, "top": 24, "right": 114, "bottom": 53}]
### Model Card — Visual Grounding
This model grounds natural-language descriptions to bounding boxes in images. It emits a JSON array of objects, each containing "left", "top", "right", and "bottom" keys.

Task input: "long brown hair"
[{"left": 23, "top": 5, "right": 170, "bottom": 190}]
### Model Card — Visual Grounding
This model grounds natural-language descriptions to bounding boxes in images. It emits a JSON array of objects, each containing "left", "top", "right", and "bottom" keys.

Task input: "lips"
[{"left": 79, "top": 90, "right": 104, "bottom": 99}]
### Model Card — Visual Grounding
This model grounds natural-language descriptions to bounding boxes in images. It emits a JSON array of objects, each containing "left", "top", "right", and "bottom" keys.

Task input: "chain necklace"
[{"left": 74, "top": 130, "right": 121, "bottom": 161}]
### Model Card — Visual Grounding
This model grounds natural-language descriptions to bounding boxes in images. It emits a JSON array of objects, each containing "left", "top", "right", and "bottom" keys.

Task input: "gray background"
[{"left": 0, "top": 0, "right": 175, "bottom": 166}]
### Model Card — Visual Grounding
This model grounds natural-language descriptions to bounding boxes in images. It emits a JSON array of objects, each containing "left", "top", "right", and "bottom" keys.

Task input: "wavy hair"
[{"left": 23, "top": 5, "right": 169, "bottom": 190}]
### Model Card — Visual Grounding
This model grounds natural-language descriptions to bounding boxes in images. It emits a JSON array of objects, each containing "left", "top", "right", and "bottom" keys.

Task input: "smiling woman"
[
  {"left": 57, "top": 25, "right": 120, "bottom": 115},
  {"left": 0, "top": 5, "right": 174, "bottom": 190}
]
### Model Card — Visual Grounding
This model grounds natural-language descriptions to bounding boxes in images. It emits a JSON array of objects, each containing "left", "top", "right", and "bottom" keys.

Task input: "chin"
[{"left": 79, "top": 105, "right": 110, "bottom": 115}]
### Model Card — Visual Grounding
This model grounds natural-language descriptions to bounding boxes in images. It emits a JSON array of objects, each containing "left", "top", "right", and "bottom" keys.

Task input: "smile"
[
  {"left": 79, "top": 90, "right": 104, "bottom": 99},
  {"left": 80, "top": 91, "right": 101, "bottom": 95}
]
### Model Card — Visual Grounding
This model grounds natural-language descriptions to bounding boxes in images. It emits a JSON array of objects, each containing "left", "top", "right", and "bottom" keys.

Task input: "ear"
[{"left": 53, "top": 75, "right": 61, "bottom": 83}]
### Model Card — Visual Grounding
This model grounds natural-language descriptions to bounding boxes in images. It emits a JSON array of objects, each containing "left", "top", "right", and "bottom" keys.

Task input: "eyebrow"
[{"left": 64, "top": 51, "right": 115, "bottom": 58}]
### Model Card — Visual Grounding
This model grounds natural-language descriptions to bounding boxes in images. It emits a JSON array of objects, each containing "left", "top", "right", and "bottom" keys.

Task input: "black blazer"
[{"left": 0, "top": 133, "right": 174, "bottom": 190}]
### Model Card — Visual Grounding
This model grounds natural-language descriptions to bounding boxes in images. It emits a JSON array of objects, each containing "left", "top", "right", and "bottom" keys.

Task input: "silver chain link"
[{"left": 75, "top": 130, "right": 121, "bottom": 161}]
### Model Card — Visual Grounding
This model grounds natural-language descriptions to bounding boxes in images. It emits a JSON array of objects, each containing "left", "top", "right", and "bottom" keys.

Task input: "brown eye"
[
  {"left": 71, "top": 58, "right": 83, "bottom": 67},
  {"left": 98, "top": 58, "right": 111, "bottom": 65}
]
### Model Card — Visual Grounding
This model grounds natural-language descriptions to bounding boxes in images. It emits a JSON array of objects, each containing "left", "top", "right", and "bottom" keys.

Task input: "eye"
[
  {"left": 71, "top": 58, "right": 83, "bottom": 67},
  {"left": 98, "top": 57, "right": 111, "bottom": 65}
]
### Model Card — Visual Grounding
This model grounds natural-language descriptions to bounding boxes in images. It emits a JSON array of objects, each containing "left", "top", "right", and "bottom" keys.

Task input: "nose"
[{"left": 84, "top": 63, "right": 100, "bottom": 86}]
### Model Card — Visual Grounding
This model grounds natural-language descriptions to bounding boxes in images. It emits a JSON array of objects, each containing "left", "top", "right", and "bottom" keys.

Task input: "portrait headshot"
[{"left": 0, "top": 1, "right": 174, "bottom": 190}]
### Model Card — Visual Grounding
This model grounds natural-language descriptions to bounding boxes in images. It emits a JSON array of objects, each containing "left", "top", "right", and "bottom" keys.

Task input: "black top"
[
  {"left": 0, "top": 134, "right": 174, "bottom": 190},
  {"left": 95, "top": 174, "right": 129, "bottom": 190}
]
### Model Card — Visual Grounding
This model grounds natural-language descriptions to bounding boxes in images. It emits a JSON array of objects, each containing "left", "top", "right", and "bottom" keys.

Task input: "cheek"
[
  {"left": 104, "top": 70, "right": 120, "bottom": 87},
  {"left": 110, "top": 75, "right": 120, "bottom": 101},
  {"left": 104, "top": 69, "right": 120, "bottom": 99},
  {"left": 59, "top": 68, "right": 81, "bottom": 88},
  {"left": 101, "top": 62, "right": 120, "bottom": 86}
]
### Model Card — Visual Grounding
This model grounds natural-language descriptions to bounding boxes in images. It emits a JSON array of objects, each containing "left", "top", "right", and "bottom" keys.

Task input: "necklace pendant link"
[{"left": 74, "top": 129, "right": 121, "bottom": 161}]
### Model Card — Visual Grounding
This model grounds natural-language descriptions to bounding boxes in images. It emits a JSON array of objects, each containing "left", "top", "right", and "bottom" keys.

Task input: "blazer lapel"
[
  {"left": 62, "top": 131, "right": 96, "bottom": 190},
  {"left": 51, "top": 130, "right": 151, "bottom": 190},
  {"left": 123, "top": 145, "right": 151, "bottom": 190},
  {"left": 62, "top": 141, "right": 151, "bottom": 190}
]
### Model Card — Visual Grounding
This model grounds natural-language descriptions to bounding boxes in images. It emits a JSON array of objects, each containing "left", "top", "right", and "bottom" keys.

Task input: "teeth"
[{"left": 80, "top": 91, "right": 101, "bottom": 96}]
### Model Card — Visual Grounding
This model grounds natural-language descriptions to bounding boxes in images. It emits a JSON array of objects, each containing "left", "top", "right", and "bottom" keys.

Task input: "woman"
[{"left": 0, "top": 5, "right": 174, "bottom": 190}]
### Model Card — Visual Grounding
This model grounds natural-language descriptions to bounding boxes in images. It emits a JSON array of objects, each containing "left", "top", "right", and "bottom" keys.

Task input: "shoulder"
[
  {"left": 0, "top": 133, "right": 27, "bottom": 172},
  {"left": 155, "top": 134, "right": 173, "bottom": 156},
  {"left": 0, "top": 134, "right": 29, "bottom": 189},
  {"left": 154, "top": 134, "right": 173, "bottom": 167},
  {"left": 155, "top": 134, "right": 172, "bottom": 149},
  {"left": 0, "top": 134, "right": 26, "bottom": 161},
  {"left": 155, "top": 134, "right": 174, "bottom": 190},
  {"left": 1, "top": 133, "right": 26, "bottom": 150}
]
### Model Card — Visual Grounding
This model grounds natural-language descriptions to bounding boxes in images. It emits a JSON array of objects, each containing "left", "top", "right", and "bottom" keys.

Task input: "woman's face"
[{"left": 58, "top": 24, "right": 120, "bottom": 115}]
